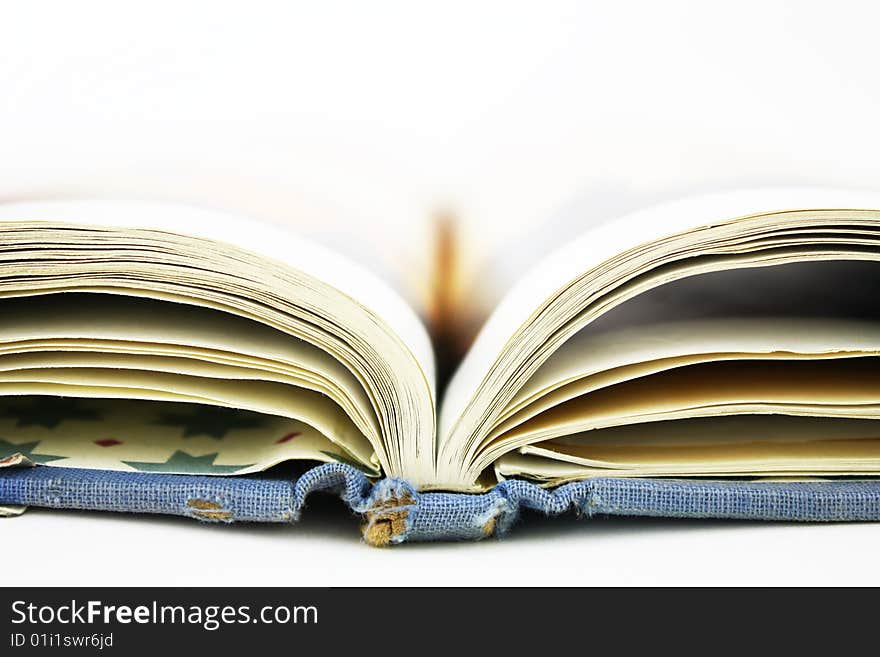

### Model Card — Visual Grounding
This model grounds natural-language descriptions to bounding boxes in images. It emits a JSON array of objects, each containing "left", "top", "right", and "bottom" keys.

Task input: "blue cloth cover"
[{"left": 2, "top": 463, "right": 880, "bottom": 545}]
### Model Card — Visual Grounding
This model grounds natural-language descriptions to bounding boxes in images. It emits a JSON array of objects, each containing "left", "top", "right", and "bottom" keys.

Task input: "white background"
[{"left": 3, "top": 0, "right": 880, "bottom": 585}]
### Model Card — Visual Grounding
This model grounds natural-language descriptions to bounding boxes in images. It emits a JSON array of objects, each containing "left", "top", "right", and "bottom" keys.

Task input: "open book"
[{"left": 2, "top": 188, "right": 880, "bottom": 493}]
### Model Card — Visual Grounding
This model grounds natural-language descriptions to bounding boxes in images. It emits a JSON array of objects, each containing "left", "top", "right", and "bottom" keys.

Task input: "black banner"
[{"left": 0, "top": 586, "right": 867, "bottom": 653}]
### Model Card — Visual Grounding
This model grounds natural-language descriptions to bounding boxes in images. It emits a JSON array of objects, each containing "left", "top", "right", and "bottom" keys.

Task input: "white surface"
[
  {"left": 5, "top": 2, "right": 880, "bottom": 301},
  {"left": 6, "top": 503, "right": 880, "bottom": 586},
  {"left": 5, "top": 1, "right": 880, "bottom": 585}
]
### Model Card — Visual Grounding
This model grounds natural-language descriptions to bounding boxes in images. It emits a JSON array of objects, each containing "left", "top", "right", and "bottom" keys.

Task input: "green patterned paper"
[{"left": 0, "top": 396, "right": 377, "bottom": 476}]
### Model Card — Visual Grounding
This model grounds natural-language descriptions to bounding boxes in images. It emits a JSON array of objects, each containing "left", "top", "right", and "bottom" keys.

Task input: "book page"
[
  {"left": 0, "top": 199, "right": 436, "bottom": 392},
  {"left": 505, "top": 415, "right": 880, "bottom": 480},
  {"left": 0, "top": 292, "right": 378, "bottom": 431},
  {"left": 0, "top": 201, "right": 438, "bottom": 484},
  {"left": 442, "top": 188, "right": 880, "bottom": 438},
  {"left": 498, "top": 358, "right": 880, "bottom": 443},
  {"left": 490, "top": 259, "right": 880, "bottom": 437},
  {"left": 0, "top": 292, "right": 381, "bottom": 472},
  {"left": 436, "top": 189, "right": 880, "bottom": 489},
  {"left": 513, "top": 259, "right": 880, "bottom": 406}
]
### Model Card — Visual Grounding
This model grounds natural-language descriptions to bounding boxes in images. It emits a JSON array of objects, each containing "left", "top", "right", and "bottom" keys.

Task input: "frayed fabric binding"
[
  {"left": 4, "top": 460, "right": 880, "bottom": 546},
  {"left": 354, "top": 479, "right": 418, "bottom": 547}
]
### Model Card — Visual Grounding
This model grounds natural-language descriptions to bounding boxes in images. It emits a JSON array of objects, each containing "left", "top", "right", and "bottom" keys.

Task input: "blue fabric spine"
[{"left": 2, "top": 464, "right": 880, "bottom": 545}]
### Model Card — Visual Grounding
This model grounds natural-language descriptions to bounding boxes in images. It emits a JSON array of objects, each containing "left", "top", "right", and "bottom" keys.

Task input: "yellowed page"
[
  {"left": 500, "top": 358, "right": 880, "bottom": 445},
  {"left": 0, "top": 200, "right": 435, "bottom": 387},
  {"left": 520, "top": 439, "right": 880, "bottom": 476},
  {"left": 521, "top": 415, "right": 880, "bottom": 477},
  {"left": 0, "top": 200, "right": 437, "bottom": 483},
  {"left": 436, "top": 192, "right": 880, "bottom": 488},
  {"left": 493, "top": 317, "right": 880, "bottom": 437},
  {"left": 494, "top": 450, "right": 880, "bottom": 486},
  {"left": 0, "top": 294, "right": 379, "bottom": 432},
  {"left": 442, "top": 189, "right": 880, "bottom": 440}
]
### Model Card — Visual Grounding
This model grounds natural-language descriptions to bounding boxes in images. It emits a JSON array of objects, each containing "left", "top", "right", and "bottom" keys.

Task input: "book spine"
[{"left": 3, "top": 462, "right": 880, "bottom": 546}]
